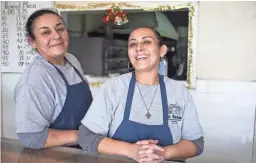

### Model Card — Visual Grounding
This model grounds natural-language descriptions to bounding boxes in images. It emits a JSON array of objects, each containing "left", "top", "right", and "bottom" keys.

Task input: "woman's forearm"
[
  {"left": 44, "top": 129, "right": 78, "bottom": 148},
  {"left": 163, "top": 139, "right": 197, "bottom": 161},
  {"left": 98, "top": 137, "right": 134, "bottom": 158}
]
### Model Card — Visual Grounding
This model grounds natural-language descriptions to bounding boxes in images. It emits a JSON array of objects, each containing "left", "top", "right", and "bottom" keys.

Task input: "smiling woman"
[
  {"left": 27, "top": 11, "right": 69, "bottom": 65},
  {"left": 127, "top": 28, "right": 168, "bottom": 75},
  {"left": 78, "top": 27, "right": 204, "bottom": 163},
  {"left": 14, "top": 9, "right": 93, "bottom": 149}
]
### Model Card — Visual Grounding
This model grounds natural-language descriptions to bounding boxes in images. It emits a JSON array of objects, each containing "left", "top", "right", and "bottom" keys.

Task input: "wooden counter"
[{"left": 1, "top": 138, "right": 179, "bottom": 163}]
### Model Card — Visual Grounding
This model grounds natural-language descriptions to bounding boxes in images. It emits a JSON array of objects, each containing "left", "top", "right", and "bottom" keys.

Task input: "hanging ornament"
[{"left": 102, "top": 5, "right": 128, "bottom": 25}]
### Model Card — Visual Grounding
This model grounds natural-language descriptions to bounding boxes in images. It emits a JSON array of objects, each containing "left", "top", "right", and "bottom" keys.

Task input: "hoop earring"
[{"left": 128, "top": 61, "right": 133, "bottom": 70}]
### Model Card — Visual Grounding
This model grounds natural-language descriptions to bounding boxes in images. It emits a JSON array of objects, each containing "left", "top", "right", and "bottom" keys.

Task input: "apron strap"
[
  {"left": 50, "top": 62, "right": 69, "bottom": 86},
  {"left": 123, "top": 72, "right": 136, "bottom": 120},
  {"left": 49, "top": 57, "right": 85, "bottom": 86},
  {"left": 159, "top": 74, "right": 169, "bottom": 126},
  {"left": 64, "top": 58, "right": 85, "bottom": 82},
  {"left": 124, "top": 72, "right": 168, "bottom": 124}
]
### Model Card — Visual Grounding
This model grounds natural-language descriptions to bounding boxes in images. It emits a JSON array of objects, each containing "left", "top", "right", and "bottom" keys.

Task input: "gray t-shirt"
[
  {"left": 81, "top": 73, "right": 203, "bottom": 144},
  {"left": 14, "top": 53, "right": 86, "bottom": 148}
]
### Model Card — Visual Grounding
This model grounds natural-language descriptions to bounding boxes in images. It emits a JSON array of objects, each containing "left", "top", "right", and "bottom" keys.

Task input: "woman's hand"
[
  {"left": 136, "top": 140, "right": 165, "bottom": 163},
  {"left": 127, "top": 140, "right": 164, "bottom": 163}
]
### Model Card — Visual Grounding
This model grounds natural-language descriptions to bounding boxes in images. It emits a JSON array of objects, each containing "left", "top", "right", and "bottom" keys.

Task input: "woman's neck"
[
  {"left": 50, "top": 57, "right": 65, "bottom": 65},
  {"left": 44, "top": 55, "right": 65, "bottom": 65},
  {"left": 135, "top": 70, "right": 159, "bottom": 85}
]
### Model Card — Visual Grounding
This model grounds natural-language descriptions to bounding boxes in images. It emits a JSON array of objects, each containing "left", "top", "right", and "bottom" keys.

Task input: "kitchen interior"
[{"left": 61, "top": 9, "right": 189, "bottom": 83}]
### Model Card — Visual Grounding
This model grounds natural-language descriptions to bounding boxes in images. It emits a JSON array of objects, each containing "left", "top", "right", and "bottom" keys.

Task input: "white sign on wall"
[{"left": 1, "top": 1, "right": 52, "bottom": 72}]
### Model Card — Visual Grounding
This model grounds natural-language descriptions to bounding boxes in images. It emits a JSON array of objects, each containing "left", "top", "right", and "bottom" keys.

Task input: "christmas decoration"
[{"left": 102, "top": 6, "right": 128, "bottom": 25}]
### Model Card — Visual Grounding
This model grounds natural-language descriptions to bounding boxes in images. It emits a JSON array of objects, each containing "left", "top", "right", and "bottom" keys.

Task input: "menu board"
[{"left": 1, "top": 1, "right": 52, "bottom": 72}]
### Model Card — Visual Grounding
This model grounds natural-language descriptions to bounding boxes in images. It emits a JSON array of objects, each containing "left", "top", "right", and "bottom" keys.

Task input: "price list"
[{"left": 1, "top": 1, "right": 52, "bottom": 72}]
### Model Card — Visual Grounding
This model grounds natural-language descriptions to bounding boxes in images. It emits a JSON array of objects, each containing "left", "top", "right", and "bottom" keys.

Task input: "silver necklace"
[{"left": 136, "top": 83, "right": 159, "bottom": 119}]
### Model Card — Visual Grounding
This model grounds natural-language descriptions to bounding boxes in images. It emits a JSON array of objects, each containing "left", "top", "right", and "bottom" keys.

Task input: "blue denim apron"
[
  {"left": 49, "top": 58, "right": 93, "bottom": 148},
  {"left": 112, "top": 72, "right": 173, "bottom": 146}
]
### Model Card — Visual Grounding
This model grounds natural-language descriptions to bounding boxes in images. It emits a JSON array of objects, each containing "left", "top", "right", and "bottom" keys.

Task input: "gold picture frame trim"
[{"left": 54, "top": 2, "right": 197, "bottom": 89}]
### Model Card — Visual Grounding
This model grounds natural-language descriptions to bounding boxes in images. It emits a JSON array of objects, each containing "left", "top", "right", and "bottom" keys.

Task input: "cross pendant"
[{"left": 145, "top": 112, "right": 151, "bottom": 119}]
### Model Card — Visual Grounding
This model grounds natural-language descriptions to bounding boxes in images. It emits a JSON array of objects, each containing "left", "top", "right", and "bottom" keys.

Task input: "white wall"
[
  {"left": 2, "top": 73, "right": 21, "bottom": 139},
  {"left": 189, "top": 2, "right": 256, "bottom": 163},
  {"left": 197, "top": 1, "right": 256, "bottom": 81},
  {"left": 189, "top": 80, "right": 256, "bottom": 163},
  {"left": 1, "top": 1, "right": 256, "bottom": 163}
]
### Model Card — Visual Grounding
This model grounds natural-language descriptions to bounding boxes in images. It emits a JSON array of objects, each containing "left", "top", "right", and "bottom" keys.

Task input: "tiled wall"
[{"left": 189, "top": 80, "right": 256, "bottom": 163}]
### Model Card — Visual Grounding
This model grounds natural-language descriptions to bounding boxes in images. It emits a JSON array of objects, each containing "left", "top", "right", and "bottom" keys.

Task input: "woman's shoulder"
[
  {"left": 65, "top": 53, "right": 85, "bottom": 75},
  {"left": 163, "top": 76, "right": 190, "bottom": 97},
  {"left": 163, "top": 76, "right": 183, "bottom": 87},
  {"left": 100, "top": 72, "right": 132, "bottom": 95},
  {"left": 65, "top": 53, "right": 81, "bottom": 66},
  {"left": 16, "top": 55, "right": 57, "bottom": 89},
  {"left": 104, "top": 72, "right": 132, "bottom": 86},
  {"left": 65, "top": 52, "right": 76, "bottom": 61}
]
